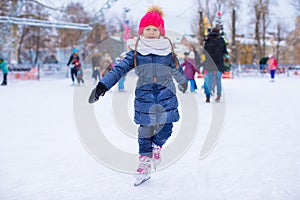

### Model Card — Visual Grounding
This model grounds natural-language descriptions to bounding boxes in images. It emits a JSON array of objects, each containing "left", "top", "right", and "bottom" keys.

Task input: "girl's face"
[{"left": 143, "top": 25, "right": 160, "bottom": 39}]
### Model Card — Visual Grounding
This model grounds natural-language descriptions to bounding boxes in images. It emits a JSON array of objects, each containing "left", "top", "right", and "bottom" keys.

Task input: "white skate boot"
[
  {"left": 152, "top": 144, "right": 162, "bottom": 170},
  {"left": 133, "top": 155, "right": 151, "bottom": 186}
]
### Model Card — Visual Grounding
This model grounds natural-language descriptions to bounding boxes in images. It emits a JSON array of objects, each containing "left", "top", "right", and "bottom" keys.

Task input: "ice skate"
[
  {"left": 152, "top": 143, "right": 162, "bottom": 170},
  {"left": 206, "top": 96, "right": 210, "bottom": 103},
  {"left": 215, "top": 95, "right": 221, "bottom": 103},
  {"left": 133, "top": 155, "right": 151, "bottom": 186}
]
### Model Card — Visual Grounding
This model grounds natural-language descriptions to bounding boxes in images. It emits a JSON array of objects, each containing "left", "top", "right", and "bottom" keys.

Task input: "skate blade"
[
  {"left": 133, "top": 175, "right": 151, "bottom": 186},
  {"left": 152, "top": 159, "right": 161, "bottom": 170}
]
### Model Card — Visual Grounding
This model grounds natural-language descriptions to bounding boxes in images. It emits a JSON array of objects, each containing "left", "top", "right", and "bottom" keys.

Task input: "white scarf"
[{"left": 126, "top": 36, "right": 172, "bottom": 56}]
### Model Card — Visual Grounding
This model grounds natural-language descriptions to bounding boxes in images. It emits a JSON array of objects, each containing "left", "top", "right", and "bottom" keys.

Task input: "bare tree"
[
  {"left": 0, "top": 0, "right": 10, "bottom": 15},
  {"left": 273, "top": 20, "right": 288, "bottom": 63},
  {"left": 254, "top": 3, "right": 262, "bottom": 59},
  {"left": 17, "top": 2, "right": 51, "bottom": 63},
  {"left": 195, "top": 0, "right": 227, "bottom": 50},
  {"left": 198, "top": 11, "right": 204, "bottom": 46},
  {"left": 227, "top": 0, "right": 240, "bottom": 63},
  {"left": 231, "top": 9, "right": 237, "bottom": 63},
  {"left": 0, "top": 0, "right": 11, "bottom": 58},
  {"left": 57, "top": 2, "right": 91, "bottom": 48},
  {"left": 290, "top": 0, "right": 300, "bottom": 11},
  {"left": 196, "top": 0, "right": 219, "bottom": 28},
  {"left": 250, "top": 0, "right": 276, "bottom": 60}
]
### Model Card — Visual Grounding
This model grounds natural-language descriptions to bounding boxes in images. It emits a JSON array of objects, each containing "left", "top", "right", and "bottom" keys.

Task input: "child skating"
[
  {"left": 74, "top": 59, "right": 85, "bottom": 85},
  {"left": 88, "top": 5, "right": 187, "bottom": 186},
  {"left": 0, "top": 58, "right": 8, "bottom": 86}
]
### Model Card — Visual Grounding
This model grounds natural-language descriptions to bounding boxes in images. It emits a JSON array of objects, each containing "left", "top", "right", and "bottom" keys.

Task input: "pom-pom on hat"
[{"left": 138, "top": 5, "right": 165, "bottom": 36}]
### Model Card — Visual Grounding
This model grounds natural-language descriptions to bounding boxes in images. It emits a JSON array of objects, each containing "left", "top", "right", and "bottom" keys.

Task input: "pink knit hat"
[{"left": 138, "top": 6, "right": 165, "bottom": 36}]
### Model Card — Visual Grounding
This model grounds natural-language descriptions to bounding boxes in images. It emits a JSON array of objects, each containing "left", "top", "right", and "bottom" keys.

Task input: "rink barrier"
[
  {"left": 4, "top": 63, "right": 299, "bottom": 81},
  {"left": 8, "top": 64, "right": 40, "bottom": 80},
  {"left": 222, "top": 71, "right": 232, "bottom": 79},
  {"left": 233, "top": 64, "right": 300, "bottom": 77},
  {"left": 197, "top": 71, "right": 233, "bottom": 79},
  {"left": 7, "top": 63, "right": 92, "bottom": 81}
]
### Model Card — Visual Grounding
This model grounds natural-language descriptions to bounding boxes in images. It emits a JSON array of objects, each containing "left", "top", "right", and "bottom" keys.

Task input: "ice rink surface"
[{"left": 1, "top": 75, "right": 300, "bottom": 200}]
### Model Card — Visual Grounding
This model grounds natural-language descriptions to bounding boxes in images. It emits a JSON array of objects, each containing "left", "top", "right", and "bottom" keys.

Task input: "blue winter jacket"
[
  {"left": 0, "top": 61, "right": 8, "bottom": 74},
  {"left": 100, "top": 50, "right": 187, "bottom": 126}
]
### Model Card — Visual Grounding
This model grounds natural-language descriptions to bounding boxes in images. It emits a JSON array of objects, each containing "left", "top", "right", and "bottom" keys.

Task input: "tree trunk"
[
  {"left": 262, "top": 5, "right": 266, "bottom": 57},
  {"left": 254, "top": 4, "right": 262, "bottom": 59},
  {"left": 276, "top": 24, "right": 282, "bottom": 63},
  {"left": 34, "top": 28, "right": 40, "bottom": 64},
  {"left": 231, "top": 9, "right": 237, "bottom": 63},
  {"left": 198, "top": 11, "right": 204, "bottom": 46},
  {"left": 17, "top": 27, "right": 30, "bottom": 63}
]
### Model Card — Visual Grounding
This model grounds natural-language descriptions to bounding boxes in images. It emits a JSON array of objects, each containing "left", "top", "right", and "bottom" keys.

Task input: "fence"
[
  {"left": 233, "top": 64, "right": 300, "bottom": 78},
  {"left": 3, "top": 63, "right": 300, "bottom": 82},
  {"left": 8, "top": 63, "right": 40, "bottom": 80},
  {"left": 6, "top": 63, "right": 93, "bottom": 81}
]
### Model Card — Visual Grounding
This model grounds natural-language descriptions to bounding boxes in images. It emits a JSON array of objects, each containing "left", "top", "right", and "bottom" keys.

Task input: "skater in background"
[
  {"left": 181, "top": 52, "right": 200, "bottom": 93},
  {"left": 88, "top": 5, "right": 187, "bottom": 186},
  {"left": 268, "top": 54, "right": 278, "bottom": 82},
  {"left": 74, "top": 59, "right": 84, "bottom": 85},
  {"left": 189, "top": 45, "right": 201, "bottom": 69},
  {"left": 67, "top": 48, "right": 80, "bottom": 86},
  {"left": 259, "top": 56, "right": 269, "bottom": 74},
  {"left": 100, "top": 53, "right": 113, "bottom": 79},
  {"left": 187, "top": 45, "right": 200, "bottom": 90},
  {"left": 203, "top": 27, "right": 227, "bottom": 103},
  {"left": 91, "top": 51, "right": 101, "bottom": 82},
  {"left": 0, "top": 58, "right": 8, "bottom": 86}
]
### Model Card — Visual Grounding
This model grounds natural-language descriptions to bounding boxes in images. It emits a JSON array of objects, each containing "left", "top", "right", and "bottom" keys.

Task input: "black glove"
[
  {"left": 88, "top": 82, "right": 107, "bottom": 104},
  {"left": 178, "top": 82, "right": 188, "bottom": 94}
]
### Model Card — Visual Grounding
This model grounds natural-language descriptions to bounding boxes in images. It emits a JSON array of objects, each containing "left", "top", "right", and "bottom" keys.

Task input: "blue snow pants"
[
  {"left": 138, "top": 123, "right": 173, "bottom": 158},
  {"left": 270, "top": 69, "right": 276, "bottom": 79}
]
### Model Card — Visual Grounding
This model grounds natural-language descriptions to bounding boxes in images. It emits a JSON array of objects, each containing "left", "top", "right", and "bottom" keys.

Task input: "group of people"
[
  {"left": 91, "top": 51, "right": 126, "bottom": 91},
  {"left": 181, "top": 27, "right": 227, "bottom": 103},
  {"left": 259, "top": 54, "right": 278, "bottom": 81},
  {"left": 91, "top": 52, "right": 114, "bottom": 82},
  {"left": 68, "top": 49, "right": 127, "bottom": 90}
]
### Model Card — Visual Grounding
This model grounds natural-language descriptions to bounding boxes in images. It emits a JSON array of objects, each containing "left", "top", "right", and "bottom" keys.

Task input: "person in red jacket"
[{"left": 268, "top": 54, "right": 278, "bottom": 82}]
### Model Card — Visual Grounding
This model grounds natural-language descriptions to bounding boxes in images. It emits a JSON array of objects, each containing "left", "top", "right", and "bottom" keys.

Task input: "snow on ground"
[{"left": 0, "top": 74, "right": 300, "bottom": 200}]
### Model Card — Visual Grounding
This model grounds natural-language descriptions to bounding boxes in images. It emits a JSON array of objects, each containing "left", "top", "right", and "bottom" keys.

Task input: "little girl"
[{"left": 89, "top": 5, "right": 187, "bottom": 186}]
